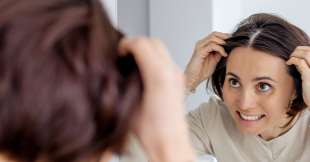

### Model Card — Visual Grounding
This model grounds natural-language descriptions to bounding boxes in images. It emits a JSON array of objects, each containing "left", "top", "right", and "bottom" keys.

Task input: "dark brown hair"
[
  {"left": 0, "top": 0, "right": 143, "bottom": 161},
  {"left": 208, "top": 13, "right": 309, "bottom": 128}
]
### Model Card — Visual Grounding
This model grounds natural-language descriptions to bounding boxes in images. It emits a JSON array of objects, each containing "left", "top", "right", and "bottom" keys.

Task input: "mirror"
[
  {"left": 105, "top": 0, "right": 310, "bottom": 162},
  {"left": 116, "top": 0, "right": 310, "bottom": 115}
]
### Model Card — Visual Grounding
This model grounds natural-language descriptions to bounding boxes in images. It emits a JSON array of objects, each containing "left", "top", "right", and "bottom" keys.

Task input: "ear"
[{"left": 291, "top": 92, "right": 298, "bottom": 101}]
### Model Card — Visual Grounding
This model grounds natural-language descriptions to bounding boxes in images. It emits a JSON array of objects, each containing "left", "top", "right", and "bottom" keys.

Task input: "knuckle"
[
  {"left": 210, "top": 35, "right": 217, "bottom": 40},
  {"left": 304, "top": 51, "right": 310, "bottom": 57},
  {"left": 291, "top": 57, "right": 297, "bottom": 62},
  {"left": 300, "top": 59, "right": 306, "bottom": 65},
  {"left": 212, "top": 31, "right": 219, "bottom": 35},
  {"left": 195, "top": 40, "right": 202, "bottom": 46},
  {"left": 151, "top": 38, "right": 164, "bottom": 49},
  {"left": 194, "top": 48, "right": 203, "bottom": 55},
  {"left": 151, "top": 38, "right": 162, "bottom": 44},
  {"left": 132, "top": 37, "right": 148, "bottom": 46},
  {"left": 302, "top": 46, "right": 310, "bottom": 51},
  {"left": 209, "top": 42, "right": 217, "bottom": 47}
]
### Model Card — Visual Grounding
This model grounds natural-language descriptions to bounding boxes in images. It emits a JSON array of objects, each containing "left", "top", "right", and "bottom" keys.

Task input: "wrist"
[
  {"left": 182, "top": 73, "right": 198, "bottom": 91},
  {"left": 158, "top": 147, "right": 196, "bottom": 162},
  {"left": 137, "top": 119, "right": 197, "bottom": 162},
  {"left": 146, "top": 138, "right": 196, "bottom": 162}
]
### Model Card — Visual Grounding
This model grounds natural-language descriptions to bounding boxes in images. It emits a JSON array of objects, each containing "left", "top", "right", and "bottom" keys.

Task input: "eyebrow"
[{"left": 226, "top": 72, "right": 278, "bottom": 83}]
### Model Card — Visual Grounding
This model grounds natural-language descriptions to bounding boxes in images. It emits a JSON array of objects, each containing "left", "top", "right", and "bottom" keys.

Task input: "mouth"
[{"left": 236, "top": 111, "right": 265, "bottom": 126}]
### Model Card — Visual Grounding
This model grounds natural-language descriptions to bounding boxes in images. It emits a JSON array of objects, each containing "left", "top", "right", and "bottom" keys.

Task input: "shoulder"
[
  {"left": 298, "top": 108, "right": 310, "bottom": 128},
  {"left": 188, "top": 96, "right": 228, "bottom": 119},
  {"left": 186, "top": 96, "right": 240, "bottom": 156},
  {"left": 187, "top": 96, "right": 231, "bottom": 133}
]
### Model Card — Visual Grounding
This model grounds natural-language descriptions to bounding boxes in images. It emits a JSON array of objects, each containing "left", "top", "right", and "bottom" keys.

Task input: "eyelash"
[
  {"left": 228, "top": 78, "right": 272, "bottom": 92},
  {"left": 257, "top": 82, "right": 272, "bottom": 91},
  {"left": 229, "top": 78, "right": 240, "bottom": 88}
]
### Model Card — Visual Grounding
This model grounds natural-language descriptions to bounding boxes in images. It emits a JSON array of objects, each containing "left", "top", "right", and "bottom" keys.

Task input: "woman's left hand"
[
  {"left": 118, "top": 37, "right": 196, "bottom": 162},
  {"left": 286, "top": 46, "right": 310, "bottom": 110}
]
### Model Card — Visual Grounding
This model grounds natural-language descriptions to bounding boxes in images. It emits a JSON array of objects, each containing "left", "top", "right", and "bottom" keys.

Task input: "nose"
[{"left": 238, "top": 89, "right": 257, "bottom": 111}]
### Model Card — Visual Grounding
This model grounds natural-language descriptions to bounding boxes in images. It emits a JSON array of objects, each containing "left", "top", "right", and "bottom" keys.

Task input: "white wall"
[
  {"left": 212, "top": 0, "right": 310, "bottom": 35},
  {"left": 117, "top": 0, "right": 149, "bottom": 36},
  {"left": 149, "top": 0, "right": 213, "bottom": 113},
  {"left": 100, "top": 0, "right": 117, "bottom": 27},
  {"left": 149, "top": 1, "right": 215, "bottom": 161},
  {"left": 212, "top": 0, "right": 242, "bottom": 33},
  {"left": 241, "top": 0, "right": 310, "bottom": 35}
]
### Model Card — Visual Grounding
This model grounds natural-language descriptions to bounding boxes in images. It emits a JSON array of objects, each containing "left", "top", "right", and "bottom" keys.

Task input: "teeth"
[{"left": 239, "top": 113, "right": 263, "bottom": 121}]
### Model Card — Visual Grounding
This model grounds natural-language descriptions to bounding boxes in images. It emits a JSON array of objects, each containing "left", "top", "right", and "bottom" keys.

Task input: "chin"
[{"left": 236, "top": 125, "right": 261, "bottom": 136}]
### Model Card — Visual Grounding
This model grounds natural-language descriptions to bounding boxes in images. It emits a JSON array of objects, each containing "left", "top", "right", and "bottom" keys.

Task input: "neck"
[{"left": 259, "top": 112, "right": 301, "bottom": 141}]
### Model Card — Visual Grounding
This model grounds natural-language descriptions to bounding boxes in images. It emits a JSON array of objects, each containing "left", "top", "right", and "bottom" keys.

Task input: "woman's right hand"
[{"left": 183, "top": 32, "right": 232, "bottom": 90}]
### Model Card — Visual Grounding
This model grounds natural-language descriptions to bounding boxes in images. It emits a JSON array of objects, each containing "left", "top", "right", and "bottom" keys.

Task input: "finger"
[
  {"left": 198, "top": 43, "right": 227, "bottom": 57},
  {"left": 286, "top": 57, "right": 310, "bottom": 75},
  {"left": 290, "top": 50, "right": 310, "bottom": 67},
  {"left": 212, "top": 31, "right": 232, "bottom": 40},
  {"left": 199, "top": 35, "right": 227, "bottom": 47},
  {"left": 118, "top": 37, "right": 135, "bottom": 56},
  {"left": 295, "top": 46, "right": 310, "bottom": 52},
  {"left": 118, "top": 37, "right": 159, "bottom": 74},
  {"left": 196, "top": 32, "right": 231, "bottom": 48},
  {"left": 206, "top": 43, "right": 227, "bottom": 57}
]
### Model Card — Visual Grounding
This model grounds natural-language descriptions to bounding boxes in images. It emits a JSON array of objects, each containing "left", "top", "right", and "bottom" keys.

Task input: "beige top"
[{"left": 120, "top": 92, "right": 310, "bottom": 162}]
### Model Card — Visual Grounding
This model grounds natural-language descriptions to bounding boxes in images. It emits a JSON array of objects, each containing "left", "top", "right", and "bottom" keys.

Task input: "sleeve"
[
  {"left": 187, "top": 97, "right": 219, "bottom": 156},
  {"left": 119, "top": 134, "right": 149, "bottom": 162},
  {"left": 119, "top": 134, "right": 204, "bottom": 162},
  {"left": 120, "top": 91, "right": 217, "bottom": 161},
  {"left": 184, "top": 87, "right": 195, "bottom": 100}
]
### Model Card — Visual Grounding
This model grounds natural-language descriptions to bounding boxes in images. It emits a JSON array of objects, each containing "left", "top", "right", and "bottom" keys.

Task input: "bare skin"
[
  {"left": 184, "top": 32, "right": 310, "bottom": 141},
  {"left": 222, "top": 47, "right": 298, "bottom": 141},
  {"left": 183, "top": 31, "right": 231, "bottom": 90}
]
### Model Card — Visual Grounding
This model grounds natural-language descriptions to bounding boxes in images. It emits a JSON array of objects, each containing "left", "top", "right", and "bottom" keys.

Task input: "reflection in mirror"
[{"left": 116, "top": 0, "right": 310, "bottom": 162}]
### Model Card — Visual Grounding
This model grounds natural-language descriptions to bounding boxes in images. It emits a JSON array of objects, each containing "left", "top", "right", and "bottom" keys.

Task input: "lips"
[
  {"left": 236, "top": 111, "right": 265, "bottom": 126},
  {"left": 239, "top": 112, "right": 264, "bottom": 121}
]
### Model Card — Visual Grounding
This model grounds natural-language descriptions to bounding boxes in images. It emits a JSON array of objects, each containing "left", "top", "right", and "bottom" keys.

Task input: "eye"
[
  {"left": 229, "top": 79, "right": 240, "bottom": 88},
  {"left": 258, "top": 83, "right": 271, "bottom": 91}
]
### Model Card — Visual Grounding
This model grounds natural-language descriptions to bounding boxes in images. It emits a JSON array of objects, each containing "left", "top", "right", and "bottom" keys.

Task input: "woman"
[
  {"left": 184, "top": 13, "right": 310, "bottom": 162},
  {"left": 0, "top": 0, "right": 196, "bottom": 161},
  {"left": 122, "top": 13, "right": 310, "bottom": 162}
]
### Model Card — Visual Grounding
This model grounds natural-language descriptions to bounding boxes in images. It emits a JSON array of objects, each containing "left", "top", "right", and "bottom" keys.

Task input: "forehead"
[{"left": 226, "top": 47, "right": 289, "bottom": 80}]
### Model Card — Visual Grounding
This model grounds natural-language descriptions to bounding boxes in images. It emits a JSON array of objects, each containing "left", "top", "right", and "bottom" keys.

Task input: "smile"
[
  {"left": 237, "top": 111, "right": 265, "bottom": 126},
  {"left": 239, "top": 112, "right": 264, "bottom": 121}
]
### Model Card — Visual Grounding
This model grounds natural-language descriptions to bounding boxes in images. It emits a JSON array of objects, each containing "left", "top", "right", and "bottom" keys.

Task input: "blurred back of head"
[{"left": 0, "top": 0, "right": 143, "bottom": 161}]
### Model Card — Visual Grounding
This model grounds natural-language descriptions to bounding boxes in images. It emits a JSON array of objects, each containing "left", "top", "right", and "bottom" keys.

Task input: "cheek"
[
  {"left": 260, "top": 95, "right": 288, "bottom": 118},
  {"left": 260, "top": 100, "right": 287, "bottom": 128}
]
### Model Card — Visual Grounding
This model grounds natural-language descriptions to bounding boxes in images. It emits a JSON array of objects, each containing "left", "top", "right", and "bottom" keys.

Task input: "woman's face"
[{"left": 223, "top": 47, "right": 296, "bottom": 135}]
